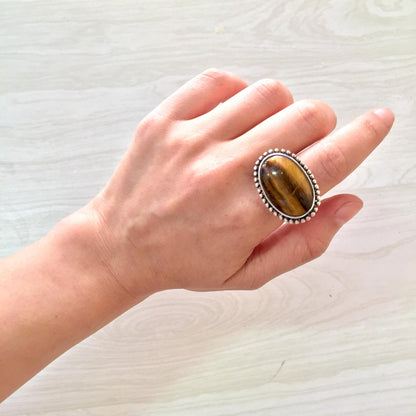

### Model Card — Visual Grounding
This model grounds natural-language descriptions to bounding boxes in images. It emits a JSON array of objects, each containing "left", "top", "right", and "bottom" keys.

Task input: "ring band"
[{"left": 254, "top": 149, "right": 320, "bottom": 224}]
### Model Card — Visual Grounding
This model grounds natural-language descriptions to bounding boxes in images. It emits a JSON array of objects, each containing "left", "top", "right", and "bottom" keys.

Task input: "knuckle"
[
  {"left": 254, "top": 78, "right": 293, "bottom": 107},
  {"left": 302, "top": 234, "right": 329, "bottom": 262},
  {"left": 196, "top": 68, "right": 247, "bottom": 92},
  {"left": 296, "top": 100, "right": 337, "bottom": 134},
  {"left": 200, "top": 68, "right": 235, "bottom": 85},
  {"left": 255, "top": 79, "right": 281, "bottom": 97},
  {"left": 188, "top": 161, "right": 223, "bottom": 195},
  {"left": 230, "top": 209, "right": 252, "bottom": 232},
  {"left": 139, "top": 111, "right": 165, "bottom": 128},
  {"left": 361, "top": 115, "right": 383, "bottom": 142},
  {"left": 319, "top": 141, "right": 349, "bottom": 182},
  {"left": 134, "top": 112, "right": 165, "bottom": 139},
  {"left": 296, "top": 100, "right": 322, "bottom": 128}
]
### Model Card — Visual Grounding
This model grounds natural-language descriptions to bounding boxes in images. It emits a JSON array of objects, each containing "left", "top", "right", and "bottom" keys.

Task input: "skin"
[{"left": 0, "top": 69, "right": 394, "bottom": 401}]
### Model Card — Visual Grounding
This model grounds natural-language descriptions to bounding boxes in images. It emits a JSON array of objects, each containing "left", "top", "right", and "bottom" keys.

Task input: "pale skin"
[{"left": 0, "top": 69, "right": 394, "bottom": 401}]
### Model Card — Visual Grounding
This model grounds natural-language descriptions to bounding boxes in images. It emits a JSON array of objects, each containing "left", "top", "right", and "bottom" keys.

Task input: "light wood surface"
[{"left": 1, "top": 0, "right": 415, "bottom": 414}]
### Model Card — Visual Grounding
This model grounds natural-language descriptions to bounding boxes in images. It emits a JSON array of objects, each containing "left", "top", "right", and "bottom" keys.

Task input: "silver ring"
[{"left": 254, "top": 149, "right": 320, "bottom": 224}]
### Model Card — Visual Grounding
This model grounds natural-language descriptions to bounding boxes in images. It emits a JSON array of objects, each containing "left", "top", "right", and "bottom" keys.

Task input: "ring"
[{"left": 254, "top": 149, "right": 320, "bottom": 224}]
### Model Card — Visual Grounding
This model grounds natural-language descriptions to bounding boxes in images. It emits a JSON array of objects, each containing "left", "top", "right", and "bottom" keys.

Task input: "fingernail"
[
  {"left": 335, "top": 198, "right": 363, "bottom": 226},
  {"left": 373, "top": 108, "right": 395, "bottom": 128}
]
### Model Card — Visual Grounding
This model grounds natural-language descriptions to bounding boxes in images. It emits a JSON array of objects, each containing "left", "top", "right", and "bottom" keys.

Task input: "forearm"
[{"left": 0, "top": 208, "right": 146, "bottom": 401}]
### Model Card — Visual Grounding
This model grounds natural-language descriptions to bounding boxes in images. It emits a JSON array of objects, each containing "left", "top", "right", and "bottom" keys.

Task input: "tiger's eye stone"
[{"left": 259, "top": 154, "right": 314, "bottom": 218}]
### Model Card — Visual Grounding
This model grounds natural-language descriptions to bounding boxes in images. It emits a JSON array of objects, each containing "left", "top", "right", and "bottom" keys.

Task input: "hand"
[
  {"left": 0, "top": 69, "right": 395, "bottom": 399},
  {"left": 80, "top": 69, "right": 394, "bottom": 298}
]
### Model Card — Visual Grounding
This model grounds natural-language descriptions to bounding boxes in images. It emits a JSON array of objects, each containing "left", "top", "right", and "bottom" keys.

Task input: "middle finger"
[{"left": 236, "top": 99, "right": 337, "bottom": 163}]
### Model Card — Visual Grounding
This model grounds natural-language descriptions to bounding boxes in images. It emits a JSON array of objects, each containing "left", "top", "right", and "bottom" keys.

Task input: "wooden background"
[{"left": 1, "top": 0, "right": 415, "bottom": 414}]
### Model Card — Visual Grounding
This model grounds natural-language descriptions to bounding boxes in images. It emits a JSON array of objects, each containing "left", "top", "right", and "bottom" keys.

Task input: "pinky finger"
[{"left": 223, "top": 194, "right": 363, "bottom": 290}]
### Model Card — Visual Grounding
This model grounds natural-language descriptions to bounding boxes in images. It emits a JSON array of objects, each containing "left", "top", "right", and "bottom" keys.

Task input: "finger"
[
  {"left": 156, "top": 68, "right": 248, "bottom": 120},
  {"left": 226, "top": 107, "right": 392, "bottom": 243},
  {"left": 223, "top": 194, "right": 363, "bottom": 290},
  {"left": 300, "top": 108, "right": 394, "bottom": 194},
  {"left": 234, "top": 99, "right": 337, "bottom": 164},
  {"left": 193, "top": 79, "right": 293, "bottom": 141},
  {"left": 219, "top": 100, "right": 337, "bottom": 239}
]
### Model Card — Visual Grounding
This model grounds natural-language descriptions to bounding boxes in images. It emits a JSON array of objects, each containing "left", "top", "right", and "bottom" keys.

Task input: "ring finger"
[
  {"left": 229, "top": 107, "right": 393, "bottom": 240},
  {"left": 192, "top": 78, "right": 294, "bottom": 141}
]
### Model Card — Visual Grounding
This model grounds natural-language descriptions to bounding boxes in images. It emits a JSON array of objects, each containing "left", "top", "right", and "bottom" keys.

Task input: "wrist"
[
  {"left": 0, "top": 204, "right": 148, "bottom": 399},
  {"left": 52, "top": 205, "right": 153, "bottom": 311},
  {"left": 82, "top": 193, "right": 169, "bottom": 298}
]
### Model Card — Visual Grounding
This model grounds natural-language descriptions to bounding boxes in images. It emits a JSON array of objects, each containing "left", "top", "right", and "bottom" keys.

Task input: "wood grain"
[{"left": 1, "top": 0, "right": 415, "bottom": 414}]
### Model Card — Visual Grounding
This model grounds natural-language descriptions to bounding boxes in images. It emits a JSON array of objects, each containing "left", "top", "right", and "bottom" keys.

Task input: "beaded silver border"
[{"left": 253, "top": 149, "right": 320, "bottom": 224}]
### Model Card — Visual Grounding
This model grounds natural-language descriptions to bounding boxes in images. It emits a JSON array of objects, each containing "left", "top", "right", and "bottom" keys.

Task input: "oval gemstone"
[{"left": 259, "top": 154, "right": 314, "bottom": 218}]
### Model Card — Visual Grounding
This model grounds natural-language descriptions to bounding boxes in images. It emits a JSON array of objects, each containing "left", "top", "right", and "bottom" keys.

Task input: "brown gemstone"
[{"left": 259, "top": 154, "right": 314, "bottom": 218}]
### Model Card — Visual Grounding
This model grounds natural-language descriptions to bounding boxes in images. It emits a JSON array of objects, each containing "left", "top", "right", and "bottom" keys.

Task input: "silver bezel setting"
[{"left": 253, "top": 149, "right": 320, "bottom": 224}]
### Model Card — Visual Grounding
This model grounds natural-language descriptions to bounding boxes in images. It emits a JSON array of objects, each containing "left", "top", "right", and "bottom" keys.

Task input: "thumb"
[{"left": 224, "top": 194, "right": 363, "bottom": 290}]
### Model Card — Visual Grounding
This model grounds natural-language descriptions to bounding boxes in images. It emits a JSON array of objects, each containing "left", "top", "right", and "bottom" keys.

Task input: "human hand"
[{"left": 79, "top": 69, "right": 394, "bottom": 298}]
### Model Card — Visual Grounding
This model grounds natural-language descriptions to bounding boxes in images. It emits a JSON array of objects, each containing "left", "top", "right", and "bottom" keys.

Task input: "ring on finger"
[{"left": 254, "top": 149, "right": 320, "bottom": 224}]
